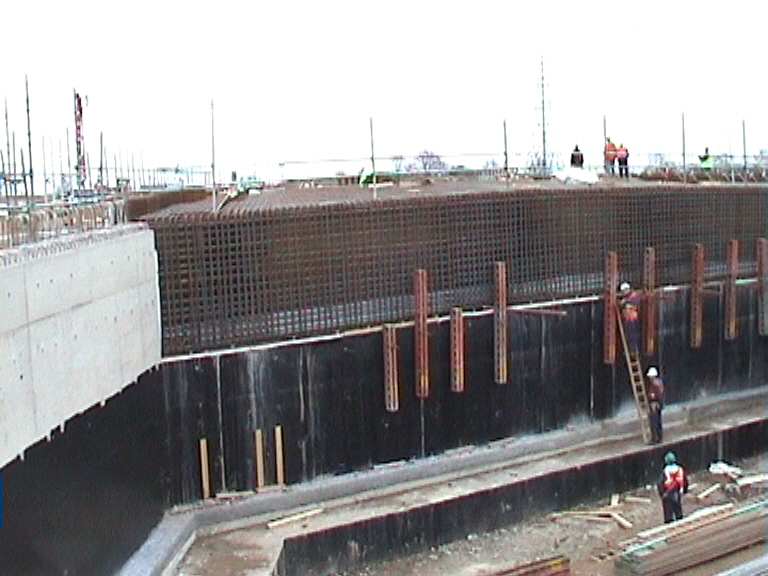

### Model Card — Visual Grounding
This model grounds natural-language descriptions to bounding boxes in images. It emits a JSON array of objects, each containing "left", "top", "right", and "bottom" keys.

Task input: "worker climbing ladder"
[{"left": 616, "top": 305, "right": 652, "bottom": 444}]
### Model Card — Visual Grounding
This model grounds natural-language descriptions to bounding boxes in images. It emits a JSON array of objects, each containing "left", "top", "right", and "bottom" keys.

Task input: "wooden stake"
[
  {"left": 199, "top": 438, "right": 210, "bottom": 500},
  {"left": 275, "top": 425, "right": 285, "bottom": 486},
  {"left": 254, "top": 429, "right": 265, "bottom": 490}
]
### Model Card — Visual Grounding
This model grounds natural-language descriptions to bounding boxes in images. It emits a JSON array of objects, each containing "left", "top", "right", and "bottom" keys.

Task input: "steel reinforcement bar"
[{"left": 147, "top": 185, "right": 767, "bottom": 355}]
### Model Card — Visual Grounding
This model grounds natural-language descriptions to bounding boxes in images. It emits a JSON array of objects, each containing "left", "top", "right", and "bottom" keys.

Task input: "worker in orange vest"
[
  {"left": 604, "top": 138, "right": 617, "bottom": 175},
  {"left": 617, "top": 143, "right": 629, "bottom": 178},
  {"left": 619, "top": 281, "right": 641, "bottom": 353},
  {"left": 657, "top": 452, "right": 689, "bottom": 523}
]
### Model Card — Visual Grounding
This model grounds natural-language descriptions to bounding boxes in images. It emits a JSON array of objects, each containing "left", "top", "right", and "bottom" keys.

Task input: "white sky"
[{"left": 3, "top": 0, "right": 767, "bottom": 182}]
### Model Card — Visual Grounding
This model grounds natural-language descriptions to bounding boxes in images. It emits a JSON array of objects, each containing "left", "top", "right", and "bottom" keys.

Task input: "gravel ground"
[{"left": 338, "top": 454, "right": 767, "bottom": 576}]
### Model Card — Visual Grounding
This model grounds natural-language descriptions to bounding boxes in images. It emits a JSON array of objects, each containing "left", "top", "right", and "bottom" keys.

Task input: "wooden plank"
[
  {"left": 199, "top": 437, "right": 210, "bottom": 500},
  {"left": 611, "top": 512, "right": 633, "bottom": 529},
  {"left": 696, "top": 483, "right": 721, "bottom": 500},
  {"left": 643, "top": 246, "right": 656, "bottom": 356},
  {"left": 624, "top": 495, "right": 652, "bottom": 504},
  {"left": 494, "top": 261, "right": 508, "bottom": 383},
  {"left": 275, "top": 425, "right": 285, "bottom": 486},
  {"left": 450, "top": 307, "right": 465, "bottom": 393},
  {"left": 690, "top": 243, "right": 704, "bottom": 348},
  {"left": 383, "top": 325, "right": 399, "bottom": 412},
  {"left": 604, "top": 251, "right": 618, "bottom": 364},
  {"left": 254, "top": 429, "right": 265, "bottom": 490},
  {"left": 267, "top": 507, "right": 323, "bottom": 529},
  {"left": 414, "top": 268, "right": 429, "bottom": 398},
  {"left": 725, "top": 239, "right": 738, "bottom": 341}
]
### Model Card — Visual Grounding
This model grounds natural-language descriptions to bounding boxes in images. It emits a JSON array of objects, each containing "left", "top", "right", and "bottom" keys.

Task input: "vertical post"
[
  {"left": 540, "top": 56, "right": 547, "bottom": 175},
  {"left": 725, "top": 239, "right": 738, "bottom": 341},
  {"left": 99, "top": 131, "right": 104, "bottom": 187},
  {"left": 131, "top": 154, "right": 136, "bottom": 189},
  {"left": 383, "top": 325, "right": 399, "bottom": 412},
  {"left": 25, "top": 75, "right": 34, "bottom": 198},
  {"left": 58, "top": 138, "right": 63, "bottom": 193},
  {"left": 1, "top": 152, "right": 5, "bottom": 200},
  {"left": 757, "top": 238, "right": 767, "bottom": 336},
  {"left": 414, "top": 268, "right": 429, "bottom": 398},
  {"left": 604, "top": 251, "right": 618, "bottom": 364},
  {"left": 211, "top": 99, "right": 216, "bottom": 211},
  {"left": 140, "top": 152, "right": 145, "bottom": 188},
  {"left": 41, "top": 137, "right": 47, "bottom": 201},
  {"left": 20, "top": 149, "right": 28, "bottom": 209},
  {"left": 66, "top": 127, "right": 72, "bottom": 188},
  {"left": 254, "top": 429, "right": 265, "bottom": 490},
  {"left": 742, "top": 119, "right": 747, "bottom": 172},
  {"left": 450, "top": 307, "right": 465, "bottom": 393},
  {"left": 274, "top": 425, "right": 285, "bottom": 486},
  {"left": 690, "top": 243, "right": 704, "bottom": 348},
  {"left": 603, "top": 115, "right": 607, "bottom": 145},
  {"left": 494, "top": 261, "right": 508, "bottom": 383},
  {"left": 49, "top": 137, "right": 54, "bottom": 197},
  {"left": 369, "top": 117, "right": 377, "bottom": 200},
  {"left": 682, "top": 112, "right": 687, "bottom": 184},
  {"left": 5, "top": 99, "right": 10, "bottom": 198},
  {"left": 643, "top": 247, "right": 656, "bottom": 356},
  {"left": 199, "top": 438, "right": 210, "bottom": 499},
  {"left": 503, "top": 119, "right": 509, "bottom": 180},
  {"left": 12, "top": 132, "right": 17, "bottom": 197}
]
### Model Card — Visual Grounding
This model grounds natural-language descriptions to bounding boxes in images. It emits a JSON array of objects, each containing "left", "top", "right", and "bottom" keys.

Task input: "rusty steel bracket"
[
  {"left": 643, "top": 246, "right": 656, "bottom": 357},
  {"left": 494, "top": 261, "right": 508, "bottom": 384},
  {"left": 758, "top": 238, "right": 767, "bottom": 337},
  {"left": 724, "top": 239, "right": 738, "bottom": 341},
  {"left": 414, "top": 269, "right": 429, "bottom": 399},
  {"left": 690, "top": 243, "right": 704, "bottom": 348},
  {"left": 450, "top": 307, "right": 465, "bottom": 393},
  {"left": 604, "top": 251, "right": 618, "bottom": 365},
  {"left": 383, "top": 325, "right": 399, "bottom": 412}
]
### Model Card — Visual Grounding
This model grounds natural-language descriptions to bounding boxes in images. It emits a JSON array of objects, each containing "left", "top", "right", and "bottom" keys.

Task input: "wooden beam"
[
  {"left": 383, "top": 325, "right": 399, "bottom": 412},
  {"left": 414, "top": 268, "right": 429, "bottom": 398},
  {"left": 199, "top": 437, "right": 210, "bottom": 500},
  {"left": 450, "top": 307, "right": 464, "bottom": 393},
  {"left": 604, "top": 251, "right": 618, "bottom": 364},
  {"left": 494, "top": 261, "right": 508, "bottom": 383},
  {"left": 643, "top": 246, "right": 656, "bottom": 356},
  {"left": 725, "top": 239, "right": 738, "bottom": 341},
  {"left": 275, "top": 425, "right": 285, "bottom": 486},
  {"left": 690, "top": 243, "right": 704, "bottom": 348},
  {"left": 254, "top": 429, "right": 265, "bottom": 490},
  {"left": 757, "top": 238, "right": 767, "bottom": 336}
]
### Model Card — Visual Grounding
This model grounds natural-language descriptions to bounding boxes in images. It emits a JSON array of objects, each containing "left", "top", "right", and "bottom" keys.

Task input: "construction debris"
[
  {"left": 624, "top": 495, "right": 652, "bottom": 504},
  {"left": 267, "top": 507, "right": 323, "bottom": 529},
  {"left": 709, "top": 461, "right": 743, "bottom": 479},
  {"left": 696, "top": 483, "right": 722, "bottom": 501},
  {"left": 614, "top": 499, "right": 767, "bottom": 576},
  {"left": 481, "top": 555, "right": 571, "bottom": 575}
]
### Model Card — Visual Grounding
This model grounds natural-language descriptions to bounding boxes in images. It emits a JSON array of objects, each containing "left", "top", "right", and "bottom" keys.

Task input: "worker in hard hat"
[
  {"left": 619, "top": 281, "right": 641, "bottom": 353},
  {"left": 604, "top": 137, "right": 617, "bottom": 175},
  {"left": 617, "top": 143, "right": 629, "bottom": 178},
  {"left": 646, "top": 366, "right": 665, "bottom": 444},
  {"left": 657, "top": 451, "right": 689, "bottom": 523},
  {"left": 570, "top": 145, "right": 584, "bottom": 168}
]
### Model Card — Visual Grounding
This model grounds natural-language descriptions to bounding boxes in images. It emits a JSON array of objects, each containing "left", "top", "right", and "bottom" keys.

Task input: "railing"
[{"left": 0, "top": 201, "right": 125, "bottom": 250}]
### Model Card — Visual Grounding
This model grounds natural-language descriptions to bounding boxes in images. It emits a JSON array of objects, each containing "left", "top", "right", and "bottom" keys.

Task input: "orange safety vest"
[
  {"left": 663, "top": 464, "right": 685, "bottom": 492},
  {"left": 621, "top": 291, "right": 640, "bottom": 322},
  {"left": 617, "top": 146, "right": 628, "bottom": 160},
  {"left": 605, "top": 142, "right": 617, "bottom": 160}
]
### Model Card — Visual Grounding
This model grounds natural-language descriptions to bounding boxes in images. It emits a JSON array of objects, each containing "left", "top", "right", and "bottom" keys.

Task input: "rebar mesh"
[{"left": 148, "top": 184, "right": 767, "bottom": 355}]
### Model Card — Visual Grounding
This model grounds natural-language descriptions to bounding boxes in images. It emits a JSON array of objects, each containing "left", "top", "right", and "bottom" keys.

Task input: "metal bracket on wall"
[
  {"left": 494, "top": 261, "right": 508, "bottom": 383},
  {"left": 758, "top": 238, "right": 767, "bottom": 336},
  {"left": 414, "top": 269, "right": 429, "bottom": 398},
  {"left": 690, "top": 243, "right": 705, "bottom": 348},
  {"left": 450, "top": 307, "right": 465, "bottom": 393},
  {"left": 643, "top": 246, "right": 656, "bottom": 356},
  {"left": 725, "top": 239, "right": 738, "bottom": 341},
  {"left": 604, "top": 251, "right": 618, "bottom": 365},
  {"left": 383, "top": 325, "right": 399, "bottom": 412}
]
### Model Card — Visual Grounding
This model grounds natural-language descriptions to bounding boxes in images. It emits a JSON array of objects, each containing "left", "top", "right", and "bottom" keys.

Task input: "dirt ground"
[{"left": 339, "top": 453, "right": 767, "bottom": 576}]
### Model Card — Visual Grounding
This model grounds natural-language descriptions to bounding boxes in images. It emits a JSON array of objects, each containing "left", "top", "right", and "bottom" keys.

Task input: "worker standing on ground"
[
  {"left": 619, "top": 282, "right": 641, "bottom": 353},
  {"left": 604, "top": 138, "right": 617, "bottom": 175},
  {"left": 699, "top": 147, "right": 715, "bottom": 171},
  {"left": 570, "top": 145, "right": 584, "bottom": 168},
  {"left": 657, "top": 452, "right": 689, "bottom": 523},
  {"left": 617, "top": 143, "right": 629, "bottom": 178},
  {"left": 646, "top": 366, "right": 665, "bottom": 444}
]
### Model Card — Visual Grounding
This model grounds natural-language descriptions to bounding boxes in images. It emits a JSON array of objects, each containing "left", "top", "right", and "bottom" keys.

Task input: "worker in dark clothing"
[
  {"left": 657, "top": 452, "right": 689, "bottom": 523},
  {"left": 619, "top": 282, "right": 641, "bottom": 353},
  {"left": 646, "top": 366, "right": 665, "bottom": 444},
  {"left": 570, "top": 145, "right": 584, "bottom": 168},
  {"left": 617, "top": 143, "right": 629, "bottom": 178}
]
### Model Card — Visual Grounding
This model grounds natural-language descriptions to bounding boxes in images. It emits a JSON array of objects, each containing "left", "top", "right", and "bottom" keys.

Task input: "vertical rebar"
[
  {"left": 42, "top": 137, "right": 47, "bottom": 201},
  {"left": 503, "top": 119, "right": 509, "bottom": 182},
  {"left": 211, "top": 99, "right": 216, "bottom": 211},
  {"left": 66, "top": 127, "right": 71, "bottom": 187},
  {"left": 99, "top": 132, "right": 104, "bottom": 187},
  {"left": 25, "top": 75, "right": 34, "bottom": 198},
  {"left": 540, "top": 56, "right": 547, "bottom": 174},
  {"left": 742, "top": 119, "right": 747, "bottom": 172},
  {"left": 369, "top": 117, "right": 376, "bottom": 200},
  {"left": 681, "top": 112, "right": 687, "bottom": 184},
  {"left": 4, "top": 99, "right": 10, "bottom": 198},
  {"left": 12, "top": 132, "right": 17, "bottom": 198}
]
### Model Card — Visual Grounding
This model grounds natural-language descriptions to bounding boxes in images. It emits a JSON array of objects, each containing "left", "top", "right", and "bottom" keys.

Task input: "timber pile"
[
  {"left": 614, "top": 499, "right": 767, "bottom": 576},
  {"left": 484, "top": 555, "right": 571, "bottom": 575}
]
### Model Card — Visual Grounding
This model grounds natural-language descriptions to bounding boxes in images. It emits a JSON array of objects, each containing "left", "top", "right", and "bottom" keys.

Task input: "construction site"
[{"left": 0, "top": 173, "right": 767, "bottom": 576}]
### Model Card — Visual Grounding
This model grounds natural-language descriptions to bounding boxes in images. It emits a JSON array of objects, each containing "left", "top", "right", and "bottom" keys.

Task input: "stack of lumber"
[
  {"left": 485, "top": 555, "right": 571, "bottom": 575},
  {"left": 614, "top": 499, "right": 767, "bottom": 576}
]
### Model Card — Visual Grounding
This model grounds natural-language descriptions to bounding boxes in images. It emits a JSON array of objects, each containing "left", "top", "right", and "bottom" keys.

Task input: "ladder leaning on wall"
[{"left": 616, "top": 305, "right": 652, "bottom": 444}]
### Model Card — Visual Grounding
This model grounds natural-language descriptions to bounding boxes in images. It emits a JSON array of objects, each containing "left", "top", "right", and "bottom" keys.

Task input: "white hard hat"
[
  {"left": 619, "top": 282, "right": 630, "bottom": 293},
  {"left": 646, "top": 367, "right": 658, "bottom": 377}
]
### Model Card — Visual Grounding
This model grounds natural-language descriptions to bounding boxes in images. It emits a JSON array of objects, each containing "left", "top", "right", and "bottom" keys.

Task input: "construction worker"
[
  {"left": 657, "top": 452, "right": 689, "bottom": 523},
  {"left": 617, "top": 143, "right": 629, "bottom": 178},
  {"left": 570, "top": 145, "right": 584, "bottom": 168},
  {"left": 699, "top": 147, "right": 715, "bottom": 171},
  {"left": 646, "top": 366, "right": 665, "bottom": 444},
  {"left": 604, "top": 138, "right": 617, "bottom": 175},
  {"left": 619, "top": 281, "right": 641, "bottom": 353}
]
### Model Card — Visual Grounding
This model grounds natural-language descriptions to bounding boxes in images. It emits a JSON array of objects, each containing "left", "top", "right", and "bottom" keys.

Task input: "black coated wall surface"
[{"left": 0, "top": 285, "right": 766, "bottom": 574}]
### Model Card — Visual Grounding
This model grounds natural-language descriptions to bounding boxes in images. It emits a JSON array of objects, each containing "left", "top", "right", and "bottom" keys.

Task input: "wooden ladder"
[{"left": 616, "top": 306, "right": 652, "bottom": 444}]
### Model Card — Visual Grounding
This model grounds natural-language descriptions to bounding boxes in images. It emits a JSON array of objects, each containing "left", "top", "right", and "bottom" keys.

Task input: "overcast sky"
[{"left": 3, "top": 0, "right": 767, "bottom": 182}]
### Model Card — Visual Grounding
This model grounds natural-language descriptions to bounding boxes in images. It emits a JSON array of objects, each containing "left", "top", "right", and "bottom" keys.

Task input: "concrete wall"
[{"left": 0, "top": 225, "right": 161, "bottom": 468}]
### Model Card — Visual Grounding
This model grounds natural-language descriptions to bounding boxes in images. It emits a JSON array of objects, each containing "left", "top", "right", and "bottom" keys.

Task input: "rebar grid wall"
[{"left": 149, "top": 185, "right": 766, "bottom": 355}]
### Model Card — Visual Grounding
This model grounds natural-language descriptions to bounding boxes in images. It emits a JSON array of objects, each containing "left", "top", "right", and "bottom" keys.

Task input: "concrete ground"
[{"left": 134, "top": 387, "right": 768, "bottom": 576}]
